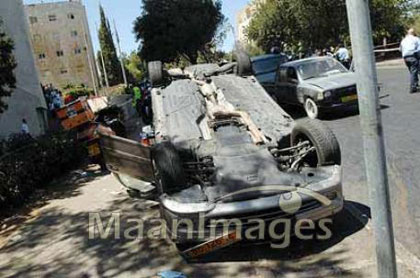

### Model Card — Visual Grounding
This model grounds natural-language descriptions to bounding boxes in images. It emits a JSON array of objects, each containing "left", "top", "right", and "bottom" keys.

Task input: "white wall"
[{"left": 0, "top": 0, "right": 47, "bottom": 138}]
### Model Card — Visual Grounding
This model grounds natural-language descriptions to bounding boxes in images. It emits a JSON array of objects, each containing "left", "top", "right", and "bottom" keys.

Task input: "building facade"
[
  {"left": 25, "top": 0, "right": 98, "bottom": 92},
  {"left": 236, "top": 0, "right": 265, "bottom": 45},
  {"left": 0, "top": 0, "right": 48, "bottom": 138}
]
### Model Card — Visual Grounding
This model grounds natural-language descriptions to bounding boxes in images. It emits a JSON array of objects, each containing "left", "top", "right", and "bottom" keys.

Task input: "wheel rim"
[{"left": 305, "top": 99, "right": 318, "bottom": 119}]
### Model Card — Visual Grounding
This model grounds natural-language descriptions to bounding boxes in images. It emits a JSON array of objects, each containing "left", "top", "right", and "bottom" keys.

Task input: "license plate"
[
  {"left": 88, "top": 143, "right": 101, "bottom": 157},
  {"left": 182, "top": 231, "right": 241, "bottom": 259},
  {"left": 341, "top": 94, "right": 358, "bottom": 103}
]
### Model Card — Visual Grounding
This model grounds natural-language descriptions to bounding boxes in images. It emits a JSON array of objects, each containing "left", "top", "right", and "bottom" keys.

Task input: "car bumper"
[
  {"left": 161, "top": 165, "right": 343, "bottom": 244},
  {"left": 318, "top": 100, "right": 358, "bottom": 110}
]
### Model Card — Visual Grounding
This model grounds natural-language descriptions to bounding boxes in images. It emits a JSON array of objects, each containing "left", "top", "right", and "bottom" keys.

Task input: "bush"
[{"left": 0, "top": 131, "right": 86, "bottom": 211}]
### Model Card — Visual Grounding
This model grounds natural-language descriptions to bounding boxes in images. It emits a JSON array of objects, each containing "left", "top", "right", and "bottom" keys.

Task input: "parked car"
[
  {"left": 99, "top": 54, "right": 343, "bottom": 258},
  {"left": 251, "top": 54, "right": 289, "bottom": 85},
  {"left": 263, "top": 56, "right": 359, "bottom": 119}
]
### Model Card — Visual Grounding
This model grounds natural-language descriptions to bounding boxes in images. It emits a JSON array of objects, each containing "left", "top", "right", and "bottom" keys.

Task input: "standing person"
[
  {"left": 132, "top": 85, "right": 142, "bottom": 117},
  {"left": 400, "top": 28, "right": 420, "bottom": 93},
  {"left": 335, "top": 44, "right": 351, "bottom": 69},
  {"left": 21, "top": 119, "right": 30, "bottom": 135}
]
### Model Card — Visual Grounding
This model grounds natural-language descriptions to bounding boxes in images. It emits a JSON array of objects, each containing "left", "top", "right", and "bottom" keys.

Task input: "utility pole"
[
  {"left": 81, "top": 11, "right": 98, "bottom": 96},
  {"left": 345, "top": 1, "right": 397, "bottom": 278},
  {"left": 96, "top": 22, "right": 110, "bottom": 88},
  {"left": 113, "top": 19, "right": 128, "bottom": 87}
]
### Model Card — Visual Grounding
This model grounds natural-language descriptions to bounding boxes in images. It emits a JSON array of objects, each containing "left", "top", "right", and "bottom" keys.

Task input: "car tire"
[
  {"left": 234, "top": 50, "right": 252, "bottom": 76},
  {"left": 152, "top": 141, "right": 186, "bottom": 194},
  {"left": 148, "top": 61, "right": 164, "bottom": 87},
  {"left": 291, "top": 119, "right": 341, "bottom": 166},
  {"left": 304, "top": 98, "right": 320, "bottom": 119}
]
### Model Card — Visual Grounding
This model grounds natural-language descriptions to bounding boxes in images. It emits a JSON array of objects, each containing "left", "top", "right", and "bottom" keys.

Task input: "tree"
[
  {"left": 0, "top": 19, "right": 17, "bottom": 114},
  {"left": 98, "top": 5, "right": 123, "bottom": 86},
  {"left": 122, "top": 51, "right": 146, "bottom": 83},
  {"left": 247, "top": 0, "right": 417, "bottom": 53},
  {"left": 133, "top": 0, "right": 225, "bottom": 63}
]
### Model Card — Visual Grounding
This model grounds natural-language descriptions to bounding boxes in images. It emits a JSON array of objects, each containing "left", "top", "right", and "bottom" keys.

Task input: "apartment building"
[
  {"left": 25, "top": 0, "right": 98, "bottom": 91},
  {"left": 0, "top": 0, "right": 48, "bottom": 137}
]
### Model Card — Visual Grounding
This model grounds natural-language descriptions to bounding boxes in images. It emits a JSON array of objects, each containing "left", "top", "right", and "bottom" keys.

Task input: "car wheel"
[
  {"left": 152, "top": 142, "right": 186, "bottom": 194},
  {"left": 234, "top": 50, "right": 252, "bottom": 76},
  {"left": 291, "top": 119, "right": 341, "bottom": 167},
  {"left": 304, "top": 98, "right": 319, "bottom": 119},
  {"left": 148, "top": 61, "right": 164, "bottom": 87}
]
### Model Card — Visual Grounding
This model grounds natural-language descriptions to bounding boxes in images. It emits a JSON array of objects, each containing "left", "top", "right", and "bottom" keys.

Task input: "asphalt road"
[{"left": 313, "top": 67, "right": 420, "bottom": 259}]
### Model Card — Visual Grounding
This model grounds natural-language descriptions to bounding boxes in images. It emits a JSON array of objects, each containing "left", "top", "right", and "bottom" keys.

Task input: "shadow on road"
[
  {"left": 0, "top": 178, "right": 370, "bottom": 278},
  {"left": 191, "top": 201, "right": 368, "bottom": 263}
]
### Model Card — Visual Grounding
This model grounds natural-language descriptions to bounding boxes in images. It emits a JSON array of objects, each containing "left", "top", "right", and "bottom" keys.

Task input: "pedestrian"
[
  {"left": 21, "top": 119, "right": 30, "bottom": 135},
  {"left": 400, "top": 28, "right": 420, "bottom": 93},
  {"left": 132, "top": 85, "right": 142, "bottom": 117},
  {"left": 335, "top": 44, "right": 351, "bottom": 69}
]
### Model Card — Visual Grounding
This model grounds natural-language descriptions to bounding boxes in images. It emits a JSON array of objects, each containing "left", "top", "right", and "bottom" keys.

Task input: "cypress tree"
[{"left": 98, "top": 6, "right": 122, "bottom": 86}]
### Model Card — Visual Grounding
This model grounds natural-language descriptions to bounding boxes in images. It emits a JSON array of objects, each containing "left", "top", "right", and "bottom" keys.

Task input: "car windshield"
[
  {"left": 297, "top": 58, "right": 348, "bottom": 80},
  {"left": 253, "top": 56, "right": 286, "bottom": 75}
]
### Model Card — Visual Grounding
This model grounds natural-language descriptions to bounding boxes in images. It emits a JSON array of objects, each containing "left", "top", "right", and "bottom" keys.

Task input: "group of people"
[
  {"left": 41, "top": 84, "right": 63, "bottom": 111},
  {"left": 313, "top": 45, "right": 351, "bottom": 69},
  {"left": 401, "top": 28, "right": 420, "bottom": 93}
]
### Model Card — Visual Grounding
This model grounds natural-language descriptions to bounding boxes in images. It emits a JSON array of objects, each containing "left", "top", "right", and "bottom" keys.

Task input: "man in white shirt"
[
  {"left": 335, "top": 44, "right": 351, "bottom": 69},
  {"left": 400, "top": 28, "right": 420, "bottom": 93},
  {"left": 21, "top": 118, "right": 29, "bottom": 135}
]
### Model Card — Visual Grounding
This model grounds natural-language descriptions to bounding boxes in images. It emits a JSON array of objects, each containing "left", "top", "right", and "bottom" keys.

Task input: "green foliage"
[
  {"left": 122, "top": 51, "right": 146, "bottom": 83},
  {"left": 98, "top": 6, "right": 123, "bottom": 86},
  {"left": 63, "top": 84, "right": 94, "bottom": 99},
  {"left": 247, "top": 0, "right": 417, "bottom": 53},
  {"left": 133, "top": 0, "right": 225, "bottom": 63},
  {"left": 244, "top": 43, "right": 266, "bottom": 57},
  {"left": 0, "top": 131, "right": 86, "bottom": 211},
  {"left": 0, "top": 19, "right": 17, "bottom": 114}
]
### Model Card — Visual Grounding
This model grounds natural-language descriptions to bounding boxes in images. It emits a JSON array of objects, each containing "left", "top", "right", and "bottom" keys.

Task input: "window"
[
  {"left": 56, "top": 50, "right": 64, "bottom": 57},
  {"left": 68, "top": 13, "right": 75, "bottom": 20},
  {"left": 48, "top": 15, "right": 57, "bottom": 21},
  {"left": 38, "top": 53, "right": 46, "bottom": 59},
  {"left": 74, "top": 48, "right": 82, "bottom": 54},
  {"left": 60, "top": 69, "right": 68, "bottom": 74},
  {"left": 29, "top": 16, "right": 38, "bottom": 24},
  {"left": 76, "top": 65, "right": 84, "bottom": 73},
  {"left": 71, "top": 30, "right": 78, "bottom": 37},
  {"left": 287, "top": 67, "right": 298, "bottom": 82}
]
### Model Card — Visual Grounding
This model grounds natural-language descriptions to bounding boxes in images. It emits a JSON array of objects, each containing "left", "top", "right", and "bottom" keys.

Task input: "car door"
[
  {"left": 99, "top": 132, "right": 156, "bottom": 198},
  {"left": 284, "top": 67, "right": 299, "bottom": 104},
  {"left": 272, "top": 67, "right": 289, "bottom": 103}
]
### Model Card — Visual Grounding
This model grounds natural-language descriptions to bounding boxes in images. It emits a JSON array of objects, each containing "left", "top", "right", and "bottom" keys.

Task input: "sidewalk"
[
  {"left": 376, "top": 58, "right": 405, "bottom": 68},
  {"left": 0, "top": 169, "right": 418, "bottom": 278}
]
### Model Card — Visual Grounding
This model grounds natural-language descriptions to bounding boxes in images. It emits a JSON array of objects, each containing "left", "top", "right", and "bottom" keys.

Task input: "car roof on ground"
[
  {"left": 251, "top": 54, "right": 286, "bottom": 62},
  {"left": 281, "top": 56, "right": 335, "bottom": 68}
]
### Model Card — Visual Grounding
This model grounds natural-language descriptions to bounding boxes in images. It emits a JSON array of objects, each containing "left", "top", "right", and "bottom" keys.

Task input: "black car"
[
  {"left": 251, "top": 54, "right": 289, "bottom": 85},
  {"left": 263, "top": 57, "right": 359, "bottom": 119}
]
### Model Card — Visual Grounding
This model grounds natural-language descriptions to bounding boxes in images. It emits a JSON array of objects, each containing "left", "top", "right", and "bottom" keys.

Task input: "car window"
[
  {"left": 277, "top": 68, "right": 288, "bottom": 82},
  {"left": 253, "top": 56, "right": 287, "bottom": 75},
  {"left": 297, "top": 58, "right": 348, "bottom": 80},
  {"left": 287, "top": 67, "right": 298, "bottom": 81}
]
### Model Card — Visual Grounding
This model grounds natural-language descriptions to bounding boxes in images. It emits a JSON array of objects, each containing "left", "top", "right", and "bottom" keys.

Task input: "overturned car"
[{"left": 99, "top": 55, "right": 344, "bottom": 257}]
